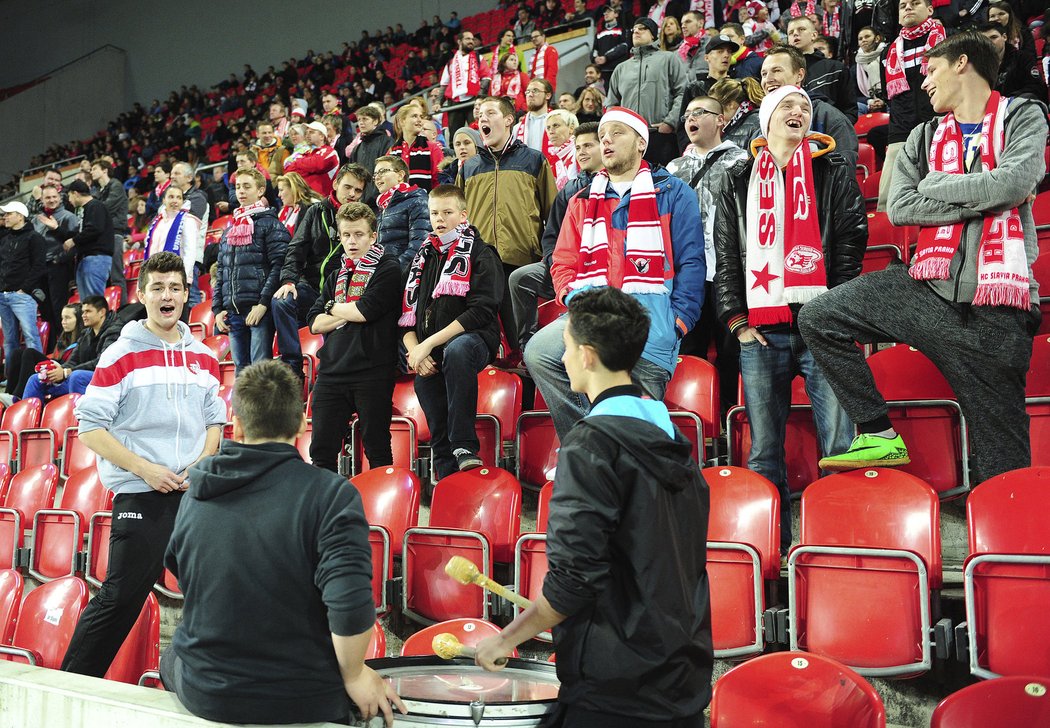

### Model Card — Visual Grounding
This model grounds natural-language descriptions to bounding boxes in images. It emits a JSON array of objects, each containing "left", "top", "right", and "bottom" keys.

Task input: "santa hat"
[
  {"left": 746, "top": 1, "right": 765, "bottom": 17},
  {"left": 598, "top": 106, "right": 649, "bottom": 148},
  {"left": 759, "top": 85, "right": 812, "bottom": 138}
]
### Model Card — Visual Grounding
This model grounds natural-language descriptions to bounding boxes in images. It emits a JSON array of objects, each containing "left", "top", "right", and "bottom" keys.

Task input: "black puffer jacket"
[
  {"left": 712, "top": 136, "right": 867, "bottom": 332},
  {"left": 377, "top": 187, "right": 431, "bottom": 272},
  {"left": 278, "top": 199, "right": 340, "bottom": 293},
  {"left": 212, "top": 208, "right": 290, "bottom": 314}
]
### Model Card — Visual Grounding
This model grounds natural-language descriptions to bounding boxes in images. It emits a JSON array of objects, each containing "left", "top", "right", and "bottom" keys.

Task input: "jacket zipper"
[{"left": 492, "top": 152, "right": 500, "bottom": 246}]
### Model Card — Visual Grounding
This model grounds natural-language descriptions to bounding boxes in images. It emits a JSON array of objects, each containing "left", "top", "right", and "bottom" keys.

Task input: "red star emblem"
[{"left": 750, "top": 263, "right": 779, "bottom": 292}]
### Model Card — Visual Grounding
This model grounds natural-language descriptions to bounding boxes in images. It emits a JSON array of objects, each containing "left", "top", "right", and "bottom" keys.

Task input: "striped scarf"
[
  {"left": 145, "top": 209, "right": 188, "bottom": 258},
  {"left": 225, "top": 200, "right": 269, "bottom": 247},
  {"left": 546, "top": 139, "right": 578, "bottom": 190},
  {"left": 885, "top": 18, "right": 945, "bottom": 100},
  {"left": 335, "top": 242, "right": 385, "bottom": 304},
  {"left": 399, "top": 223, "right": 475, "bottom": 327},
  {"left": 377, "top": 182, "right": 419, "bottom": 211},
  {"left": 569, "top": 162, "right": 668, "bottom": 295}
]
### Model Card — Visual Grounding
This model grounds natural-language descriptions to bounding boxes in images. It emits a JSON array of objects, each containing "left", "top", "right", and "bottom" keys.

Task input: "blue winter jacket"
[
  {"left": 212, "top": 208, "right": 290, "bottom": 314},
  {"left": 377, "top": 186, "right": 431, "bottom": 272}
]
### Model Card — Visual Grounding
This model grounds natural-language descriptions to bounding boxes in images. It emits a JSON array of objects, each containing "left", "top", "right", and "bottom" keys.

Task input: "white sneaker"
[{"left": 0, "top": 393, "right": 14, "bottom": 407}]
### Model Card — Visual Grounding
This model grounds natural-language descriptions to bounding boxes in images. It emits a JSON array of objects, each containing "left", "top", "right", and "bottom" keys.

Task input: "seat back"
[
  {"left": 104, "top": 592, "right": 160, "bottom": 684},
  {"left": 0, "top": 398, "right": 43, "bottom": 466},
  {"left": 188, "top": 301, "right": 214, "bottom": 340},
  {"left": 351, "top": 467, "right": 421, "bottom": 558},
  {"left": 429, "top": 468, "right": 522, "bottom": 563},
  {"left": 0, "top": 569, "right": 23, "bottom": 644},
  {"left": 969, "top": 467, "right": 1050, "bottom": 554},
  {"left": 711, "top": 652, "right": 886, "bottom": 728},
  {"left": 854, "top": 112, "right": 889, "bottom": 138},
  {"left": 0, "top": 464, "right": 59, "bottom": 567},
  {"left": 61, "top": 429, "right": 96, "bottom": 479},
  {"left": 516, "top": 412, "right": 559, "bottom": 490},
  {"left": 4, "top": 576, "right": 88, "bottom": 667},
  {"left": 536, "top": 300, "right": 566, "bottom": 330},
  {"left": 401, "top": 618, "right": 508, "bottom": 657},
  {"left": 931, "top": 676, "right": 1050, "bottom": 727},
  {"left": 704, "top": 466, "right": 780, "bottom": 580},
  {"left": 200, "top": 335, "right": 230, "bottom": 362},
  {"left": 21, "top": 394, "right": 81, "bottom": 465},
  {"left": 665, "top": 355, "right": 720, "bottom": 444},
  {"left": 367, "top": 619, "right": 387, "bottom": 659},
  {"left": 31, "top": 465, "right": 110, "bottom": 581},
  {"left": 392, "top": 376, "right": 430, "bottom": 443},
  {"left": 536, "top": 480, "right": 553, "bottom": 533},
  {"left": 477, "top": 368, "right": 523, "bottom": 442},
  {"left": 1027, "top": 336, "right": 1050, "bottom": 466}
]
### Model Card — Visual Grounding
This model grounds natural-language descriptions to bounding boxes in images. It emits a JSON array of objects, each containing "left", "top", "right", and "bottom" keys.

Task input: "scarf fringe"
[
  {"left": 398, "top": 311, "right": 416, "bottom": 327},
  {"left": 973, "top": 285, "right": 1031, "bottom": 309},
  {"left": 908, "top": 257, "right": 952, "bottom": 280},
  {"left": 434, "top": 280, "right": 471, "bottom": 297},
  {"left": 749, "top": 306, "right": 795, "bottom": 327},
  {"left": 621, "top": 282, "right": 668, "bottom": 294}
]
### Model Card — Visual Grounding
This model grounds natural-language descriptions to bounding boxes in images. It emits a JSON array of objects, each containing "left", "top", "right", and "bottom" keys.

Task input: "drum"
[{"left": 361, "top": 655, "right": 560, "bottom": 726}]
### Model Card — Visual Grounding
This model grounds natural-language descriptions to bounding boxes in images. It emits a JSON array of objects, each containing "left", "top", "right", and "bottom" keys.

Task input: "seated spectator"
[
  {"left": 489, "top": 29, "right": 527, "bottom": 80},
  {"left": 275, "top": 172, "right": 323, "bottom": 235},
  {"left": 162, "top": 358, "right": 406, "bottom": 725},
  {"left": 557, "top": 92, "right": 578, "bottom": 112},
  {"left": 346, "top": 105, "right": 394, "bottom": 209},
  {"left": 709, "top": 77, "right": 766, "bottom": 150},
  {"left": 514, "top": 7, "right": 537, "bottom": 41},
  {"left": 373, "top": 155, "right": 431, "bottom": 271},
  {"left": 390, "top": 101, "right": 444, "bottom": 191},
  {"left": 980, "top": 21, "right": 1048, "bottom": 101},
  {"left": 439, "top": 127, "right": 482, "bottom": 185},
  {"left": 145, "top": 185, "right": 204, "bottom": 304},
  {"left": 721, "top": 23, "right": 764, "bottom": 81},
  {"left": 213, "top": 168, "right": 290, "bottom": 375},
  {"left": 1, "top": 302, "right": 82, "bottom": 404},
  {"left": 490, "top": 51, "right": 531, "bottom": 112},
  {"left": 281, "top": 123, "right": 313, "bottom": 171},
  {"left": 253, "top": 122, "right": 289, "bottom": 179},
  {"left": 544, "top": 109, "right": 580, "bottom": 190},
  {"left": 573, "top": 64, "right": 607, "bottom": 98},
  {"left": 284, "top": 121, "right": 340, "bottom": 197},
  {"left": 17, "top": 296, "right": 121, "bottom": 403},
  {"left": 307, "top": 203, "right": 402, "bottom": 472},
  {"left": 400, "top": 184, "right": 503, "bottom": 478}
]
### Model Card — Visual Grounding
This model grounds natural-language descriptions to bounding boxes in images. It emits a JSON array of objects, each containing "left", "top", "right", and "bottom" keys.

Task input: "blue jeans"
[
  {"left": 524, "top": 315, "right": 671, "bottom": 441},
  {"left": 0, "top": 292, "right": 41, "bottom": 375},
  {"left": 738, "top": 330, "right": 854, "bottom": 553},
  {"left": 226, "top": 309, "right": 275, "bottom": 375},
  {"left": 22, "top": 369, "right": 93, "bottom": 401},
  {"left": 271, "top": 282, "right": 317, "bottom": 371},
  {"left": 76, "top": 255, "right": 112, "bottom": 299},
  {"left": 414, "top": 333, "right": 490, "bottom": 480}
]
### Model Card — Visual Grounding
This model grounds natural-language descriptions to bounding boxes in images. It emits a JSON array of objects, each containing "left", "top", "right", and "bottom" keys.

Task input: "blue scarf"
[{"left": 145, "top": 209, "right": 187, "bottom": 258}]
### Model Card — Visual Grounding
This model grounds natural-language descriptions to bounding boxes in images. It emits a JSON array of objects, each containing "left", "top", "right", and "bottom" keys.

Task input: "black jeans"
[
  {"left": 62, "top": 490, "right": 183, "bottom": 677},
  {"left": 414, "top": 332, "right": 489, "bottom": 479},
  {"left": 310, "top": 372, "right": 395, "bottom": 472},
  {"left": 44, "top": 260, "right": 75, "bottom": 351}
]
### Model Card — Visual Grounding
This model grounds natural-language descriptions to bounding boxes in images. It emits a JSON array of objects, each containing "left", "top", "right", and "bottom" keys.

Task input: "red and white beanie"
[{"left": 598, "top": 106, "right": 650, "bottom": 148}]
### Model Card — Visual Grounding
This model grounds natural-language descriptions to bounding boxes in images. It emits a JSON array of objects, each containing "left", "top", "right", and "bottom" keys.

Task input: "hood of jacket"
[
  {"left": 389, "top": 185, "right": 429, "bottom": 207},
  {"left": 580, "top": 413, "right": 697, "bottom": 493},
  {"left": 749, "top": 132, "right": 837, "bottom": 160},
  {"left": 120, "top": 317, "right": 196, "bottom": 349},
  {"left": 190, "top": 441, "right": 301, "bottom": 500}
]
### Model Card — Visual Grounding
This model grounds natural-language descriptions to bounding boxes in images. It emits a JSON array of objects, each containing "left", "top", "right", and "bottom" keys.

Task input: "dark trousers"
[
  {"left": 5, "top": 348, "right": 47, "bottom": 399},
  {"left": 310, "top": 372, "right": 395, "bottom": 472},
  {"left": 642, "top": 130, "right": 680, "bottom": 168},
  {"left": 62, "top": 490, "right": 183, "bottom": 677},
  {"left": 271, "top": 281, "right": 318, "bottom": 372},
  {"left": 501, "top": 262, "right": 519, "bottom": 352},
  {"left": 414, "top": 332, "right": 489, "bottom": 479},
  {"left": 44, "top": 260, "right": 75, "bottom": 351},
  {"left": 109, "top": 233, "right": 127, "bottom": 305},
  {"left": 797, "top": 263, "right": 1034, "bottom": 484},
  {"left": 679, "top": 285, "right": 740, "bottom": 419}
]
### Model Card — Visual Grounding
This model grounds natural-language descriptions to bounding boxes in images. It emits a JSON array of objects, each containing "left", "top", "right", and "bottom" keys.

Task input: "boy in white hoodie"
[{"left": 62, "top": 251, "right": 227, "bottom": 678}]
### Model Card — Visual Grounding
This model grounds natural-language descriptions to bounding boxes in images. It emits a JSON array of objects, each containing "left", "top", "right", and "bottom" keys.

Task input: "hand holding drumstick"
[{"left": 432, "top": 633, "right": 508, "bottom": 666}]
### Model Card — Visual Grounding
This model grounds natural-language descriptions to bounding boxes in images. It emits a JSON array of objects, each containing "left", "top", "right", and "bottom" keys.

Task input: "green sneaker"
[{"left": 818, "top": 434, "right": 911, "bottom": 471}]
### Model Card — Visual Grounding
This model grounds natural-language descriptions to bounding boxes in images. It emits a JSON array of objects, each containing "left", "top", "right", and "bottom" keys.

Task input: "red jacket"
[
  {"left": 530, "top": 44, "right": 559, "bottom": 94},
  {"left": 284, "top": 145, "right": 339, "bottom": 196}
]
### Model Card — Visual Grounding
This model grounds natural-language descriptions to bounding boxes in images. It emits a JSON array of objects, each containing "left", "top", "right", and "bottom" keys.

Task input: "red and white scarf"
[
  {"left": 399, "top": 222, "right": 476, "bottom": 326},
  {"left": 491, "top": 71, "right": 524, "bottom": 101},
  {"left": 678, "top": 34, "right": 703, "bottom": 63},
  {"left": 154, "top": 179, "right": 171, "bottom": 201},
  {"left": 648, "top": 0, "right": 671, "bottom": 24},
  {"left": 278, "top": 203, "right": 300, "bottom": 234},
  {"left": 568, "top": 161, "right": 668, "bottom": 295},
  {"left": 225, "top": 200, "right": 269, "bottom": 247},
  {"left": 789, "top": 0, "right": 815, "bottom": 17},
  {"left": 911, "top": 92, "right": 1030, "bottom": 309},
  {"left": 546, "top": 139, "right": 578, "bottom": 190},
  {"left": 821, "top": 7, "right": 841, "bottom": 38},
  {"left": 744, "top": 139, "right": 829, "bottom": 326},
  {"left": 489, "top": 45, "right": 514, "bottom": 79},
  {"left": 689, "top": 0, "right": 716, "bottom": 26},
  {"left": 445, "top": 51, "right": 482, "bottom": 100},
  {"left": 335, "top": 242, "right": 385, "bottom": 304},
  {"left": 515, "top": 112, "right": 551, "bottom": 156},
  {"left": 531, "top": 44, "right": 554, "bottom": 83},
  {"left": 377, "top": 182, "right": 419, "bottom": 211},
  {"left": 885, "top": 18, "right": 945, "bottom": 100}
]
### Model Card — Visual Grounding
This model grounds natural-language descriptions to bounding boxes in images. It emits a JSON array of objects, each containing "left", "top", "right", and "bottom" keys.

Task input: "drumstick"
[
  {"left": 432, "top": 632, "right": 508, "bottom": 666},
  {"left": 444, "top": 556, "right": 534, "bottom": 610}
]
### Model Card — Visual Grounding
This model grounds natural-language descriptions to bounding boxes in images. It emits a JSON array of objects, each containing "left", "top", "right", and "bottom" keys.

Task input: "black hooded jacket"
[
  {"left": 165, "top": 441, "right": 375, "bottom": 725},
  {"left": 544, "top": 387, "right": 713, "bottom": 720}
]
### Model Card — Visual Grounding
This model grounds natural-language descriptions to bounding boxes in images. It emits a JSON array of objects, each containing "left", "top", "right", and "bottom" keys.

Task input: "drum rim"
[{"left": 368, "top": 655, "right": 559, "bottom": 707}]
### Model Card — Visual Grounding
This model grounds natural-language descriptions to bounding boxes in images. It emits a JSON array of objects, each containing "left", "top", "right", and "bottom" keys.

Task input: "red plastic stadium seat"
[
  {"left": 665, "top": 355, "right": 720, "bottom": 462},
  {"left": 403, "top": 468, "right": 522, "bottom": 624},
  {"left": 30, "top": 465, "right": 111, "bottom": 582},
  {"left": 513, "top": 481, "right": 554, "bottom": 640},
  {"left": 861, "top": 212, "right": 910, "bottom": 275},
  {"left": 962, "top": 467, "right": 1050, "bottom": 679},
  {"left": 0, "top": 569, "right": 23, "bottom": 644},
  {"left": 0, "top": 576, "right": 88, "bottom": 667},
  {"left": 702, "top": 466, "right": 780, "bottom": 659},
  {"left": 0, "top": 464, "right": 59, "bottom": 569},
  {"left": 788, "top": 469, "right": 943, "bottom": 677},
  {"left": 1027, "top": 335, "right": 1050, "bottom": 466},
  {"left": 188, "top": 301, "right": 214, "bottom": 341},
  {"left": 86, "top": 510, "right": 112, "bottom": 588},
  {"left": 931, "top": 676, "right": 1050, "bottom": 727},
  {"left": 856, "top": 142, "right": 876, "bottom": 181},
  {"left": 391, "top": 375, "right": 429, "bottom": 443},
  {"left": 536, "top": 299, "right": 566, "bottom": 330},
  {"left": 367, "top": 619, "right": 386, "bottom": 659},
  {"left": 61, "top": 428, "right": 96, "bottom": 480},
  {"left": 105, "top": 592, "right": 160, "bottom": 684},
  {"left": 200, "top": 335, "right": 230, "bottom": 362},
  {"left": 854, "top": 112, "right": 889, "bottom": 138},
  {"left": 18, "top": 393, "right": 80, "bottom": 470},
  {"left": 476, "top": 368, "right": 523, "bottom": 466},
  {"left": 352, "top": 416, "right": 418, "bottom": 474},
  {"left": 401, "top": 618, "right": 513, "bottom": 657},
  {"left": 515, "top": 411, "right": 559, "bottom": 490},
  {"left": 104, "top": 286, "right": 121, "bottom": 312},
  {"left": 711, "top": 651, "right": 886, "bottom": 727},
  {"left": 0, "top": 398, "right": 43, "bottom": 469}
]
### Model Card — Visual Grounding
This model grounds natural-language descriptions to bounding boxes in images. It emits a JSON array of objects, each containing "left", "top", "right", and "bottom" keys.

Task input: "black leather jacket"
[{"left": 712, "top": 140, "right": 867, "bottom": 331}]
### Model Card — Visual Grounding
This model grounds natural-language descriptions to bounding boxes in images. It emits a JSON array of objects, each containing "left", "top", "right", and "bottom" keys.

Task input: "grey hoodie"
[
  {"left": 606, "top": 42, "right": 688, "bottom": 129},
  {"left": 75, "top": 320, "right": 227, "bottom": 495}
]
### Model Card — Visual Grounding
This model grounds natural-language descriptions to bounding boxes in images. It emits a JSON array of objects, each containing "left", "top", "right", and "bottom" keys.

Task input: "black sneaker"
[{"left": 454, "top": 448, "right": 483, "bottom": 471}]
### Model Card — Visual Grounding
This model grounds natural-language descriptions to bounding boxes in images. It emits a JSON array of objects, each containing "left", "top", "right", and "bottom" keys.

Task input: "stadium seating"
[
  {"left": 0, "top": 463, "right": 59, "bottom": 569},
  {"left": 0, "top": 575, "right": 88, "bottom": 667},
  {"left": 513, "top": 481, "right": 552, "bottom": 640},
  {"left": 17, "top": 393, "right": 80, "bottom": 471},
  {"left": 711, "top": 651, "right": 886, "bottom": 727},
  {"left": 861, "top": 211, "right": 911, "bottom": 275},
  {"left": 476, "top": 368, "right": 523, "bottom": 468},
  {"left": 664, "top": 355, "right": 720, "bottom": 463},
  {"left": 1027, "top": 335, "right": 1049, "bottom": 466},
  {"left": 0, "top": 397, "right": 43, "bottom": 470},
  {"left": 402, "top": 467, "right": 521, "bottom": 624},
  {"left": 105, "top": 593, "right": 160, "bottom": 685},
  {"left": 856, "top": 142, "right": 876, "bottom": 182},
  {"left": 400, "top": 618, "right": 511, "bottom": 657},
  {"left": 931, "top": 675, "right": 1050, "bottom": 727},
  {"left": 0, "top": 569, "right": 23, "bottom": 644},
  {"left": 854, "top": 112, "right": 889, "bottom": 139},
  {"left": 29, "top": 464, "right": 111, "bottom": 582},
  {"left": 60, "top": 427, "right": 95, "bottom": 480},
  {"left": 188, "top": 301, "right": 215, "bottom": 341},
  {"left": 702, "top": 466, "right": 780, "bottom": 659},
  {"left": 200, "top": 334, "right": 230, "bottom": 362},
  {"left": 959, "top": 467, "right": 1050, "bottom": 679},
  {"left": 367, "top": 619, "right": 387, "bottom": 659},
  {"left": 515, "top": 410, "right": 559, "bottom": 491},
  {"left": 786, "top": 469, "right": 948, "bottom": 677}
]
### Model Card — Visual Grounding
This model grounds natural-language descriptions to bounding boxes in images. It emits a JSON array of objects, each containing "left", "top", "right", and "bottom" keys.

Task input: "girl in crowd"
[
  {"left": 144, "top": 184, "right": 204, "bottom": 305},
  {"left": 489, "top": 51, "right": 531, "bottom": 111},
  {"left": 709, "top": 77, "right": 765, "bottom": 150},
  {"left": 575, "top": 86, "right": 604, "bottom": 124},
  {"left": 275, "top": 172, "right": 323, "bottom": 235},
  {"left": 854, "top": 26, "right": 886, "bottom": 114},
  {"left": 2, "top": 303, "right": 83, "bottom": 403},
  {"left": 439, "top": 127, "right": 483, "bottom": 184},
  {"left": 389, "top": 101, "right": 445, "bottom": 191},
  {"left": 660, "top": 16, "right": 684, "bottom": 52}
]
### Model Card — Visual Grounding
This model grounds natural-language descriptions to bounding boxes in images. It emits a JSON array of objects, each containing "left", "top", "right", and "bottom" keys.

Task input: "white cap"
[
  {"left": 305, "top": 121, "right": 328, "bottom": 135},
  {"left": 598, "top": 106, "right": 650, "bottom": 148},
  {"left": 0, "top": 201, "right": 29, "bottom": 218}
]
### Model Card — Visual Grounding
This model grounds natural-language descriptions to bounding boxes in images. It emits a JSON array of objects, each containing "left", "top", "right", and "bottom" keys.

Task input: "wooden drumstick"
[
  {"left": 432, "top": 632, "right": 508, "bottom": 666},
  {"left": 444, "top": 556, "right": 534, "bottom": 610}
]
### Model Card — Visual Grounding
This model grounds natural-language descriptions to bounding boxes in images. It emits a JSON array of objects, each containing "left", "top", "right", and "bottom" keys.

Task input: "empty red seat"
[
  {"left": 516, "top": 411, "right": 559, "bottom": 490},
  {"left": 18, "top": 393, "right": 80, "bottom": 470},
  {"left": 702, "top": 466, "right": 780, "bottom": 659},
  {"left": 0, "top": 398, "right": 43, "bottom": 469},
  {"left": 367, "top": 619, "right": 386, "bottom": 659},
  {"left": 403, "top": 468, "right": 522, "bottom": 624},
  {"left": 104, "top": 592, "right": 160, "bottom": 684},
  {"left": 1026, "top": 334, "right": 1050, "bottom": 466},
  {"left": 856, "top": 141, "right": 877, "bottom": 180},
  {"left": 104, "top": 286, "right": 121, "bottom": 312},
  {"left": 788, "top": 469, "right": 944, "bottom": 677},
  {"left": 711, "top": 651, "right": 885, "bottom": 727},
  {"left": 854, "top": 112, "right": 889, "bottom": 138},
  {"left": 536, "top": 299, "right": 566, "bottom": 330},
  {"left": 931, "top": 675, "right": 1050, "bottom": 727},
  {"left": 861, "top": 211, "right": 910, "bottom": 275},
  {"left": 400, "top": 618, "right": 513, "bottom": 657},
  {"left": 476, "top": 368, "right": 523, "bottom": 466},
  {"left": 61, "top": 428, "right": 96, "bottom": 479},
  {"left": 0, "top": 569, "right": 23, "bottom": 644},
  {"left": 0, "top": 464, "right": 59, "bottom": 569},
  {"left": 0, "top": 575, "right": 88, "bottom": 667},
  {"left": 514, "top": 481, "right": 553, "bottom": 640},
  {"left": 200, "top": 335, "right": 230, "bottom": 362},
  {"left": 188, "top": 301, "right": 214, "bottom": 341},
  {"left": 665, "top": 355, "right": 720, "bottom": 463},
  {"left": 30, "top": 464, "right": 111, "bottom": 581},
  {"left": 961, "top": 467, "right": 1050, "bottom": 679}
]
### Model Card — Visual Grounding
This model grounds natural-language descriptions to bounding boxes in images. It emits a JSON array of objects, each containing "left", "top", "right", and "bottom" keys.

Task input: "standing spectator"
[
  {"left": 514, "top": 78, "right": 554, "bottom": 152},
  {"left": 608, "top": 18, "right": 689, "bottom": 166},
  {"left": 90, "top": 159, "right": 128, "bottom": 305},
  {"left": 400, "top": 185, "right": 504, "bottom": 477},
  {"left": 524, "top": 107, "right": 705, "bottom": 441},
  {"left": 373, "top": 155, "right": 432, "bottom": 271},
  {"left": 33, "top": 183, "right": 80, "bottom": 347},
  {"left": 875, "top": 0, "right": 944, "bottom": 211},
  {"left": 285, "top": 121, "right": 340, "bottom": 197},
  {"left": 544, "top": 109, "right": 580, "bottom": 190},
  {"left": 592, "top": 5, "right": 631, "bottom": 85},
  {"left": 660, "top": 16, "right": 685, "bottom": 52},
  {"left": 144, "top": 161, "right": 172, "bottom": 218},
  {"left": 170, "top": 162, "right": 209, "bottom": 307},
  {"left": 488, "top": 29, "right": 527, "bottom": 82},
  {"left": 799, "top": 33, "right": 1047, "bottom": 480},
  {"left": 61, "top": 251, "right": 226, "bottom": 679},
  {"left": 980, "top": 21, "right": 1048, "bottom": 101},
  {"left": 274, "top": 172, "right": 323, "bottom": 235},
  {"left": 530, "top": 29, "right": 560, "bottom": 92},
  {"left": 490, "top": 51, "right": 531, "bottom": 112},
  {"left": 144, "top": 186, "right": 203, "bottom": 291},
  {"left": 439, "top": 31, "right": 491, "bottom": 133},
  {"left": 269, "top": 101, "right": 291, "bottom": 139},
  {"left": 647, "top": 0, "right": 689, "bottom": 26},
  {"left": 0, "top": 201, "right": 45, "bottom": 378},
  {"left": 346, "top": 105, "right": 393, "bottom": 209},
  {"left": 389, "top": 103, "right": 445, "bottom": 191},
  {"left": 679, "top": 11, "right": 710, "bottom": 80},
  {"left": 536, "top": 0, "right": 563, "bottom": 29},
  {"left": 252, "top": 121, "right": 290, "bottom": 179},
  {"left": 787, "top": 16, "right": 858, "bottom": 122},
  {"left": 213, "top": 168, "right": 290, "bottom": 375},
  {"left": 308, "top": 204, "right": 403, "bottom": 472},
  {"left": 573, "top": 64, "right": 607, "bottom": 97},
  {"left": 820, "top": 0, "right": 854, "bottom": 57},
  {"left": 576, "top": 86, "right": 605, "bottom": 123},
  {"left": 514, "top": 7, "right": 537, "bottom": 41},
  {"left": 711, "top": 86, "right": 865, "bottom": 554},
  {"left": 743, "top": 2, "right": 782, "bottom": 51},
  {"left": 440, "top": 127, "right": 483, "bottom": 185},
  {"left": 722, "top": 23, "right": 764, "bottom": 80},
  {"left": 27, "top": 168, "right": 67, "bottom": 217},
  {"left": 63, "top": 180, "right": 115, "bottom": 299},
  {"left": 854, "top": 26, "right": 888, "bottom": 113},
  {"left": 677, "top": 34, "right": 740, "bottom": 151}
]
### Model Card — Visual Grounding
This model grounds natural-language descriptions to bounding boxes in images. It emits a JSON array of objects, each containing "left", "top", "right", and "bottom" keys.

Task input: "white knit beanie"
[{"left": 759, "top": 85, "right": 812, "bottom": 138}]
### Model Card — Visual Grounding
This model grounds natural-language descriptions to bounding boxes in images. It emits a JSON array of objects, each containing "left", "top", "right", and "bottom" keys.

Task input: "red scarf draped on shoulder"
[{"left": 885, "top": 17, "right": 945, "bottom": 100}]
